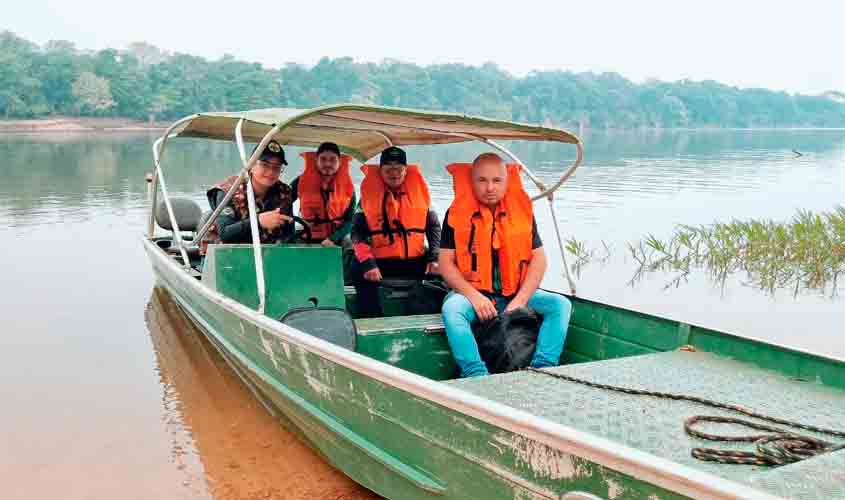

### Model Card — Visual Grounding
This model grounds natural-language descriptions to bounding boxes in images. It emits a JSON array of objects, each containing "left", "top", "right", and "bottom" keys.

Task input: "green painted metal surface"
[
  {"left": 355, "top": 314, "right": 458, "bottom": 381},
  {"left": 448, "top": 350, "right": 845, "bottom": 497},
  {"left": 748, "top": 448, "right": 845, "bottom": 499},
  {"left": 566, "top": 295, "right": 845, "bottom": 391},
  {"left": 203, "top": 244, "right": 344, "bottom": 319}
]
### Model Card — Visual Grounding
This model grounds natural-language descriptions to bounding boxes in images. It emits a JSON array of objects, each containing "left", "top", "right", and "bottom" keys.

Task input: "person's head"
[
  {"left": 315, "top": 142, "right": 341, "bottom": 178},
  {"left": 252, "top": 140, "right": 287, "bottom": 192},
  {"left": 471, "top": 152, "right": 508, "bottom": 208},
  {"left": 378, "top": 146, "right": 408, "bottom": 191}
]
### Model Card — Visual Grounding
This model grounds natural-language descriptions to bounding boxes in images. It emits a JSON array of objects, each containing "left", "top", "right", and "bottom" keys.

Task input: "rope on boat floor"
[{"left": 524, "top": 367, "right": 845, "bottom": 466}]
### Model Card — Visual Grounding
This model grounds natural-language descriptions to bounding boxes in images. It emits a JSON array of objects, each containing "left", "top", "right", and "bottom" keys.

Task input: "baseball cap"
[
  {"left": 257, "top": 140, "right": 287, "bottom": 165},
  {"left": 379, "top": 146, "right": 407, "bottom": 166}
]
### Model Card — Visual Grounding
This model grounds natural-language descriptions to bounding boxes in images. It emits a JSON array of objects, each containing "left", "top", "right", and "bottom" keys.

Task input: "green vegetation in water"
[
  {"left": 565, "top": 207, "right": 845, "bottom": 296},
  {"left": 565, "top": 237, "right": 612, "bottom": 277},
  {"left": 2, "top": 31, "right": 845, "bottom": 128}
]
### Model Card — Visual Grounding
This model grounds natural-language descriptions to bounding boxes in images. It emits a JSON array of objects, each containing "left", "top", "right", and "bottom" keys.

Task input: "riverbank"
[{"left": 0, "top": 117, "right": 169, "bottom": 133}]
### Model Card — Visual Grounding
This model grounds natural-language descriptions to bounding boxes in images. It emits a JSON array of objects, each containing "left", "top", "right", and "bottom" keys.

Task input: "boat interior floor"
[{"left": 447, "top": 350, "right": 845, "bottom": 499}]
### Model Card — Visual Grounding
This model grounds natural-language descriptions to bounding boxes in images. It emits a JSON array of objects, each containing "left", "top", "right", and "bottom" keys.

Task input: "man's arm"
[
  {"left": 424, "top": 209, "right": 442, "bottom": 264},
  {"left": 213, "top": 191, "right": 251, "bottom": 243},
  {"left": 351, "top": 211, "right": 380, "bottom": 280},
  {"left": 505, "top": 247, "right": 547, "bottom": 312},
  {"left": 215, "top": 190, "right": 290, "bottom": 243}
]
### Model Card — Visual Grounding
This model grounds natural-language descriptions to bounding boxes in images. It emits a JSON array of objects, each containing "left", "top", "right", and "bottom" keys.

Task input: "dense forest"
[{"left": 3, "top": 30, "right": 845, "bottom": 129}]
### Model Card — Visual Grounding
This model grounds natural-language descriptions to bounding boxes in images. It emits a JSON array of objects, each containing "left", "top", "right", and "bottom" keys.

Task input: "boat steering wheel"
[{"left": 278, "top": 215, "right": 312, "bottom": 244}]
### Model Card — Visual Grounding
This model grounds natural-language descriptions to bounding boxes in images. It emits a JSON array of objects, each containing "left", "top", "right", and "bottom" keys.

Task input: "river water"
[{"left": 1, "top": 129, "right": 843, "bottom": 499}]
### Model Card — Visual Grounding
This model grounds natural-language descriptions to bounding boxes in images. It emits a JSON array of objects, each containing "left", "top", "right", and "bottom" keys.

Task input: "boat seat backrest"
[{"left": 156, "top": 198, "right": 202, "bottom": 232}]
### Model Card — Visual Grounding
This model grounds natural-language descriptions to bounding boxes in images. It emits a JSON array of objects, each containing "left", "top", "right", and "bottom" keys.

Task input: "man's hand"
[
  {"left": 363, "top": 267, "right": 382, "bottom": 282},
  {"left": 425, "top": 262, "right": 440, "bottom": 275},
  {"left": 468, "top": 290, "right": 497, "bottom": 322},
  {"left": 321, "top": 239, "right": 337, "bottom": 247},
  {"left": 258, "top": 211, "right": 291, "bottom": 231},
  {"left": 504, "top": 295, "right": 528, "bottom": 313}
]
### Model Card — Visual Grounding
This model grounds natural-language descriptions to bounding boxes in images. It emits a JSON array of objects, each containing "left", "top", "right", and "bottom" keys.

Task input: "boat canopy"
[
  {"left": 168, "top": 104, "right": 580, "bottom": 162},
  {"left": 151, "top": 103, "right": 582, "bottom": 296}
]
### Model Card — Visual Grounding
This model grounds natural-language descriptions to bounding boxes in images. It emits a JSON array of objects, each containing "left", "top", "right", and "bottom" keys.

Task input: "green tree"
[
  {"left": 71, "top": 72, "right": 115, "bottom": 115},
  {"left": 0, "top": 31, "right": 48, "bottom": 117},
  {"left": 2, "top": 32, "right": 845, "bottom": 128}
]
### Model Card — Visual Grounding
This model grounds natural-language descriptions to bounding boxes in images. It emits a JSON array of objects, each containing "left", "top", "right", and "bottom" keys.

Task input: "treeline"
[{"left": 3, "top": 30, "right": 845, "bottom": 129}]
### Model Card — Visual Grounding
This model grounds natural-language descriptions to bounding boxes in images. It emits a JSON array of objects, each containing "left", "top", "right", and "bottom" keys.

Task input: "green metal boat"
[{"left": 143, "top": 105, "right": 845, "bottom": 500}]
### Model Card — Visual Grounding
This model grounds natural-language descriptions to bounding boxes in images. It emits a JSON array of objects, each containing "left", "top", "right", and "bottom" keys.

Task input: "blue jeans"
[{"left": 442, "top": 289, "right": 572, "bottom": 377}]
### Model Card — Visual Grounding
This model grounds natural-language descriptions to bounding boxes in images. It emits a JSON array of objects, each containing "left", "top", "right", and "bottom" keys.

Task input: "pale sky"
[{"left": 6, "top": 0, "right": 844, "bottom": 94}]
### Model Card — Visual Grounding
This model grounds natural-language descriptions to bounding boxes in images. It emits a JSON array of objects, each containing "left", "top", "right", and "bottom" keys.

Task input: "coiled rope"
[{"left": 525, "top": 367, "right": 845, "bottom": 466}]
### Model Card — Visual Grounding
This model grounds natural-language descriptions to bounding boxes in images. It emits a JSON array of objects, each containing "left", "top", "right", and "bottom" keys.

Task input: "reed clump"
[{"left": 627, "top": 206, "right": 845, "bottom": 294}]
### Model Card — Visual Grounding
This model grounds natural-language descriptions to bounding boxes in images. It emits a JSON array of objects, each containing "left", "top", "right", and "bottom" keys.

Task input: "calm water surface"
[{"left": 1, "top": 130, "right": 843, "bottom": 499}]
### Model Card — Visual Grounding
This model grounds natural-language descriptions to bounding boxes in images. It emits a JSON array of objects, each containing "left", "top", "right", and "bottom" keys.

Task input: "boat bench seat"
[
  {"left": 344, "top": 284, "right": 442, "bottom": 318},
  {"left": 354, "top": 314, "right": 458, "bottom": 380},
  {"left": 447, "top": 350, "right": 845, "bottom": 496}
]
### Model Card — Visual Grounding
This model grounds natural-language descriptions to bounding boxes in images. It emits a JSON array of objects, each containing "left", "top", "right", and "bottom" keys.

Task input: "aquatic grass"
[
  {"left": 565, "top": 237, "right": 611, "bottom": 278},
  {"left": 566, "top": 207, "right": 845, "bottom": 295},
  {"left": 627, "top": 207, "right": 845, "bottom": 295}
]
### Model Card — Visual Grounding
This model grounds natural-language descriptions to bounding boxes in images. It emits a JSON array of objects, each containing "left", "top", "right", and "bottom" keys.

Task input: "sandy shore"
[{"left": 0, "top": 117, "right": 169, "bottom": 133}]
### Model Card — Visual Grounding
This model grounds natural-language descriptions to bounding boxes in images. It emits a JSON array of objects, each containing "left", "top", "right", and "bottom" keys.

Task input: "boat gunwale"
[
  {"left": 143, "top": 237, "right": 784, "bottom": 500},
  {"left": 567, "top": 294, "right": 845, "bottom": 366}
]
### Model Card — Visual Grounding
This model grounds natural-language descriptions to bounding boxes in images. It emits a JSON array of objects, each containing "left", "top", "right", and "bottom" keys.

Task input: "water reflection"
[
  {"left": 2, "top": 129, "right": 845, "bottom": 498},
  {"left": 145, "top": 287, "right": 377, "bottom": 500}
]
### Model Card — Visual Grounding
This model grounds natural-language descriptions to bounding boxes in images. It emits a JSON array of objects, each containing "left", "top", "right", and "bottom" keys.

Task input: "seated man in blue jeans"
[{"left": 438, "top": 153, "right": 572, "bottom": 377}]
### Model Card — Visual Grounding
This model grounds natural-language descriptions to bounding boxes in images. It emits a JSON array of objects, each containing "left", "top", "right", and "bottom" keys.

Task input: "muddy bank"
[{"left": 0, "top": 117, "right": 168, "bottom": 133}]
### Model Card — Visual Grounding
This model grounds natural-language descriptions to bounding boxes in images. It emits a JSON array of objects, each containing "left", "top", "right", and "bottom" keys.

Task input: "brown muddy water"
[{"left": 1, "top": 130, "right": 844, "bottom": 499}]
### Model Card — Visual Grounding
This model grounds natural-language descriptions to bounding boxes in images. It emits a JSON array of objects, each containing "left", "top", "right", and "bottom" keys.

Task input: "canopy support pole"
[
  {"left": 147, "top": 166, "right": 158, "bottom": 237},
  {"left": 152, "top": 134, "right": 190, "bottom": 268},
  {"left": 148, "top": 115, "right": 198, "bottom": 269},
  {"left": 236, "top": 119, "right": 268, "bottom": 314},
  {"left": 547, "top": 196, "right": 577, "bottom": 295}
]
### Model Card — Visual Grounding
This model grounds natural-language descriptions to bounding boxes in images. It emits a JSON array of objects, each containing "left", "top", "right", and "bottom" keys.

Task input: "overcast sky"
[{"left": 7, "top": 0, "right": 844, "bottom": 94}]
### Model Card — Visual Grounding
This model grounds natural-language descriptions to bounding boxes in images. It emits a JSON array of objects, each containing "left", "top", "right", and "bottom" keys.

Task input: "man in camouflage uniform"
[{"left": 202, "top": 140, "right": 294, "bottom": 253}]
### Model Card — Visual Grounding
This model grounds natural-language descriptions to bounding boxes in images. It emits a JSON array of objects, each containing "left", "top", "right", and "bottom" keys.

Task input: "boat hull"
[{"left": 144, "top": 239, "right": 781, "bottom": 500}]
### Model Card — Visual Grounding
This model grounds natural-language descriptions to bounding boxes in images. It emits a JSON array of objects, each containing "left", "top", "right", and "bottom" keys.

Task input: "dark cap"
[
  {"left": 316, "top": 142, "right": 341, "bottom": 157},
  {"left": 257, "top": 140, "right": 287, "bottom": 165},
  {"left": 379, "top": 146, "right": 407, "bottom": 166}
]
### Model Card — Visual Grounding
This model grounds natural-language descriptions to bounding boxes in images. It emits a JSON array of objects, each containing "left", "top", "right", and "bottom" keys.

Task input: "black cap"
[
  {"left": 379, "top": 146, "right": 407, "bottom": 166},
  {"left": 258, "top": 140, "right": 287, "bottom": 165},
  {"left": 316, "top": 142, "right": 341, "bottom": 157}
]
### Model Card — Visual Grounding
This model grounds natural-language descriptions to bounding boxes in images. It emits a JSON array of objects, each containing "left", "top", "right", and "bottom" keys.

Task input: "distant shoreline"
[
  {"left": 0, "top": 117, "right": 169, "bottom": 134},
  {"left": 2, "top": 116, "right": 844, "bottom": 135}
]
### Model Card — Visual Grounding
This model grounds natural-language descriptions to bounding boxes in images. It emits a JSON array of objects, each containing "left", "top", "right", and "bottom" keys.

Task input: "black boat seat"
[{"left": 155, "top": 198, "right": 202, "bottom": 232}]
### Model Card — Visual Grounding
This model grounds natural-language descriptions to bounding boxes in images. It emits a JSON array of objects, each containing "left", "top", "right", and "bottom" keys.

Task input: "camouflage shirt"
[{"left": 202, "top": 175, "right": 293, "bottom": 254}]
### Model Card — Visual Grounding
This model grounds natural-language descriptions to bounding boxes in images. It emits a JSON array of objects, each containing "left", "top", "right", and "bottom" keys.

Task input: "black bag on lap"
[{"left": 473, "top": 308, "right": 541, "bottom": 374}]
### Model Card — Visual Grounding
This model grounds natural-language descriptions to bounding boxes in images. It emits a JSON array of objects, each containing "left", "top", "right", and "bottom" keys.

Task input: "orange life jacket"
[
  {"left": 360, "top": 164, "right": 430, "bottom": 259},
  {"left": 297, "top": 151, "right": 355, "bottom": 241},
  {"left": 446, "top": 163, "right": 534, "bottom": 297}
]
